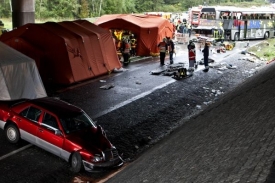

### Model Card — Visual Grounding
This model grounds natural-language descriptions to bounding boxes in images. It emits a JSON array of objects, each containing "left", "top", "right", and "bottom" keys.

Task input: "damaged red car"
[{"left": 0, "top": 97, "right": 123, "bottom": 172}]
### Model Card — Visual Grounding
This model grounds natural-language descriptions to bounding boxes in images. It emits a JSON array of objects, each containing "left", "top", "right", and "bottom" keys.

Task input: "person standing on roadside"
[
  {"left": 187, "top": 23, "right": 192, "bottom": 38},
  {"left": 167, "top": 38, "right": 175, "bottom": 64},
  {"left": 187, "top": 40, "right": 197, "bottom": 71},
  {"left": 188, "top": 44, "right": 196, "bottom": 72},
  {"left": 130, "top": 34, "right": 137, "bottom": 57},
  {"left": 202, "top": 42, "right": 210, "bottom": 72},
  {"left": 158, "top": 38, "right": 168, "bottom": 66},
  {"left": 121, "top": 39, "right": 131, "bottom": 66}
]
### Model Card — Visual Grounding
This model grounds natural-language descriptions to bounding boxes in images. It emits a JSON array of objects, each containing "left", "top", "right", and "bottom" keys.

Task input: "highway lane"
[{"left": 0, "top": 40, "right": 262, "bottom": 182}]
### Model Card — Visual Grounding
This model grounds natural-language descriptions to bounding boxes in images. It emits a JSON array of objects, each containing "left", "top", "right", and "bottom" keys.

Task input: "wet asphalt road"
[
  {"left": 105, "top": 54, "right": 275, "bottom": 183},
  {"left": 51, "top": 40, "right": 251, "bottom": 119},
  {"left": 0, "top": 39, "right": 267, "bottom": 183}
]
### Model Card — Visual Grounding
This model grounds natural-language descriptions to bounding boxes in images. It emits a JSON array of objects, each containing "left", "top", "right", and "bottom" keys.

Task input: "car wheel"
[
  {"left": 5, "top": 124, "right": 20, "bottom": 144},
  {"left": 70, "top": 152, "right": 83, "bottom": 173},
  {"left": 234, "top": 33, "right": 239, "bottom": 41},
  {"left": 264, "top": 32, "right": 269, "bottom": 39}
]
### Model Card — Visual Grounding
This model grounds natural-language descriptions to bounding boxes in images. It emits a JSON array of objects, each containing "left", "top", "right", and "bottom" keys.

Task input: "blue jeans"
[
  {"left": 188, "top": 29, "right": 191, "bottom": 37},
  {"left": 169, "top": 51, "right": 173, "bottom": 64}
]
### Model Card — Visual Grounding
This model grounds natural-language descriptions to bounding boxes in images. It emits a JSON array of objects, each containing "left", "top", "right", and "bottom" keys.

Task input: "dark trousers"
[
  {"left": 204, "top": 56, "right": 209, "bottom": 67},
  {"left": 130, "top": 48, "right": 136, "bottom": 56},
  {"left": 160, "top": 52, "right": 166, "bottom": 65},
  {"left": 123, "top": 53, "right": 130, "bottom": 64},
  {"left": 169, "top": 51, "right": 173, "bottom": 64},
  {"left": 188, "top": 29, "right": 191, "bottom": 37}
]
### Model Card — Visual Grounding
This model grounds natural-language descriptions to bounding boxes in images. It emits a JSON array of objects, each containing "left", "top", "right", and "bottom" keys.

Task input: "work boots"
[{"left": 203, "top": 66, "right": 209, "bottom": 72}]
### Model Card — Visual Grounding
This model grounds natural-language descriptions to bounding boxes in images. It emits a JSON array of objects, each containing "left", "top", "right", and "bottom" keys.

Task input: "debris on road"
[
  {"left": 196, "top": 105, "right": 202, "bottom": 110},
  {"left": 150, "top": 66, "right": 167, "bottom": 75},
  {"left": 150, "top": 63, "right": 191, "bottom": 79},
  {"left": 100, "top": 84, "right": 115, "bottom": 90},
  {"left": 209, "top": 62, "right": 236, "bottom": 70},
  {"left": 226, "top": 64, "right": 237, "bottom": 69},
  {"left": 114, "top": 67, "right": 125, "bottom": 73},
  {"left": 198, "top": 58, "right": 215, "bottom": 65},
  {"left": 203, "top": 101, "right": 213, "bottom": 105}
]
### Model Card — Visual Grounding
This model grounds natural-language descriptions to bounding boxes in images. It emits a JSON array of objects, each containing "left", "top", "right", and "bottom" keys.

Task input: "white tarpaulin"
[{"left": 0, "top": 41, "right": 47, "bottom": 100}]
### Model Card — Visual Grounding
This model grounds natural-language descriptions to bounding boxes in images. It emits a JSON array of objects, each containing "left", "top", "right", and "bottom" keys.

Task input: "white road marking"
[
  {"left": 0, "top": 144, "right": 33, "bottom": 161},
  {"left": 92, "top": 79, "right": 176, "bottom": 118}
]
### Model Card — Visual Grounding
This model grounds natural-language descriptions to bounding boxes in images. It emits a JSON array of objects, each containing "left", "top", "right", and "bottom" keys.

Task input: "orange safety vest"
[
  {"left": 124, "top": 43, "right": 131, "bottom": 53},
  {"left": 159, "top": 42, "right": 166, "bottom": 53},
  {"left": 189, "top": 49, "right": 196, "bottom": 60},
  {"left": 131, "top": 39, "right": 136, "bottom": 48}
]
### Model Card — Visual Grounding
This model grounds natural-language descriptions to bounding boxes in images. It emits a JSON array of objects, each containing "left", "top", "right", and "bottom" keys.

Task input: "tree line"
[{"left": 0, "top": 0, "right": 268, "bottom": 19}]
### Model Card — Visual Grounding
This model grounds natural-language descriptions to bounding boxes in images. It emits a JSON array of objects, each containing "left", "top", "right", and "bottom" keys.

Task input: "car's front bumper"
[{"left": 82, "top": 156, "right": 124, "bottom": 172}]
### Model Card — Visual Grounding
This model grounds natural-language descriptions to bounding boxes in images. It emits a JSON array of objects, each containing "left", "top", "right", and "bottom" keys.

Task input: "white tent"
[{"left": 0, "top": 41, "right": 47, "bottom": 100}]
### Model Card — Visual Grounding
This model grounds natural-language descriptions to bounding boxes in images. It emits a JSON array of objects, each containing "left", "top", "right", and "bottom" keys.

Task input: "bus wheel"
[
  {"left": 264, "top": 32, "right": 269, "bottom": 39},
  {"left": 234, "top": 33, "right": 239, "bottom": 41}
]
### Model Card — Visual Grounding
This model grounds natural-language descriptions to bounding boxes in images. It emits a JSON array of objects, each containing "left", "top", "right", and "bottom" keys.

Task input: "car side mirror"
[{"left": 55, "top": 129, "right": 63, "bottom": 136}]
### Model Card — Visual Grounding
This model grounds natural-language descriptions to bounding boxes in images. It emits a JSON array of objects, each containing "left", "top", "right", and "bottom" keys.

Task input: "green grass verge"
[
  {"left": 247, "top": 38, "right": 275, "bottom": 62},
  {"left": 1, "top": 18, "right": 76, "bottom": 30},
  {"left": 1, "top": 18, "right": 12, "bottom": 30}
]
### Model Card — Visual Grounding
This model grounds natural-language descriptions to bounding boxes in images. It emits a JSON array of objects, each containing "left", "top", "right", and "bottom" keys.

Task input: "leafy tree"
[
  {"left": 135, "top": 0, "right": 165, "bottom": 12},
  {"left": 88, "top": 0, "right": 103, "bottom": 17},
  {"left": 36, "top": 0, "right": 80, "bottom": 19},
  {"left": 11, "top": 0, "right": 272, "bottom": 20},
  {"left": 181, "top": 0, "right": 200, "bottom": 10},
  {"left": 80, "top": 0, "right": 90, "bottom": 18},
  {"left": 101, "top": 0, "right": 136, "bottom": 14},
  {"left": 135, "top": 0, "right": 153, "bottom": 13},
  {"left": 163, "top": 0, "right": 181, "bottom": 5},
  {"left": 0, "top": 0, "right": 11, "bottom": 18}
]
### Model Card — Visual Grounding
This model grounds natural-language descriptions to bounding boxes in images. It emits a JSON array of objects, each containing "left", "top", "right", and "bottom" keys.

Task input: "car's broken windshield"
[{"left": 60, "top": 113, "right": 96, "bottom": 134}]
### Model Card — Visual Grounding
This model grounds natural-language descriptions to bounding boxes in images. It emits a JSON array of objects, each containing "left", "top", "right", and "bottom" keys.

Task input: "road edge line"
[{"left": 0, "top": 144, "right": 33, "bottom": 161}]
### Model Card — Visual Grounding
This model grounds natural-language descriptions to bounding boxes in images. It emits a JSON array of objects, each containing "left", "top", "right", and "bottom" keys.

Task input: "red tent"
[
  {"left": 95, "top": 14, "right": 174, "bottom": 56},
  {"left": 0, "top": 20, "right": 121, "bottom": 85}
]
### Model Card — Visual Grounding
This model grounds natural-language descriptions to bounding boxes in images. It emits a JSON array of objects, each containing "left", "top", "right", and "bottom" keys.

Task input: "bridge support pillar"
[{"left": 11, "top": 0, "right": 35, "bottom": 29}]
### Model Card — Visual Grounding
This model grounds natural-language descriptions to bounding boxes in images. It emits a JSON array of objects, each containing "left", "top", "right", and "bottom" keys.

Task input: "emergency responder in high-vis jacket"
[
  {"left": 188, "top": 46, "right": 196, "bottom": 72},
  {"left": 130, "top": 34, "right": 137, "bottom": 57},
  {"left": 157, "top": 38, "right": 168, "bottom": 66},
  {"left": 187, "top": 40, "right": 197, "bottom": 71},
  {"left": 213, "top": 28, "right": 224, "bottom": 43},
  {"left": 121, "top": 39, "right": 131, "bottom": 66}
]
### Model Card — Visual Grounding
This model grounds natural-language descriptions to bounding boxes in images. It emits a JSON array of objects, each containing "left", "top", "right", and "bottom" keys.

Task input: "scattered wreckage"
[{"left": 150, "top": 63, "right": 193, "bottom": 79}]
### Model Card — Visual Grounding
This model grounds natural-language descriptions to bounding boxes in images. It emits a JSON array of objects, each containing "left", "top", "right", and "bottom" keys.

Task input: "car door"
[
  {"left": 17, "top": 106, "right": 42, "bottom": 144},
  {"left": 36, "top": 112, "right": 65, "bottom": 158}
]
